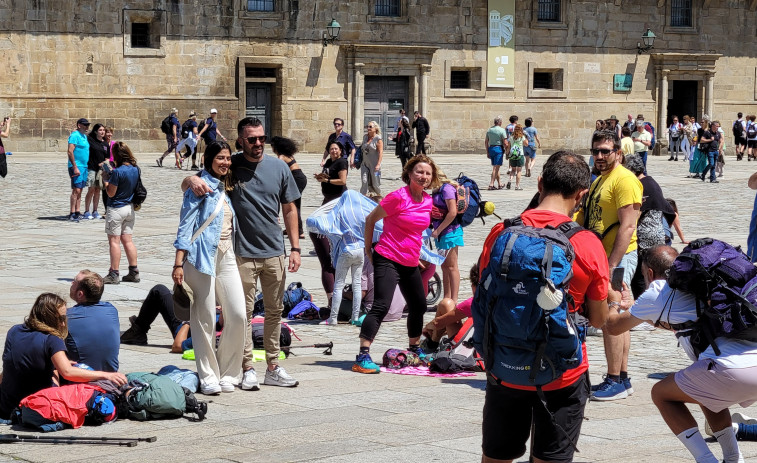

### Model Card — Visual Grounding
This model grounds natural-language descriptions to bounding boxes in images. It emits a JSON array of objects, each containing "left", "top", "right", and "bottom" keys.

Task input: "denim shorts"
[
  {"left": 618, "top": 249, "right": 638, "bottom": 287},
  {"left": 524, "top": 145, "right": 536, "bottom": 159}
]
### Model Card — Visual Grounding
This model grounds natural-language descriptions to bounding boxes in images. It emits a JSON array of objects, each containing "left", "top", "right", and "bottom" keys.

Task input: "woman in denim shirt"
[{"left": 172, "top": 141, "right": 246, "bottom": 396}]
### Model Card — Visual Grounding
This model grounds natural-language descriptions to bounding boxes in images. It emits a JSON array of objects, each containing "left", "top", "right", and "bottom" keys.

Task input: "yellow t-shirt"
[
  {"left": 575, "top": 165, "right": 642, "bottom": 256},
  {"left": 620, "top": 137, "right": 634, "bottom": 156}
]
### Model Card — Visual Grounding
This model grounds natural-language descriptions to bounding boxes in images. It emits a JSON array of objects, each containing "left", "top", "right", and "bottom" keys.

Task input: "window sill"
[
  {"left": 238, "top": 11, "right": 285, "bottom": 20},
  {"left": 663, "top": 25, "right": 698, "bottom": 35},
  {"left": 530, "top": 21, "right": 567, "bottom": 30},
  {"left": 367, "top": 15, "right": 409, "bottom": 24}
]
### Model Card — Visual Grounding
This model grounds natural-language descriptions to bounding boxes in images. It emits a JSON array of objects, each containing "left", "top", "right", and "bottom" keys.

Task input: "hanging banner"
[{"left": 487, "top": 0, "right": 515, "bottom": 88}]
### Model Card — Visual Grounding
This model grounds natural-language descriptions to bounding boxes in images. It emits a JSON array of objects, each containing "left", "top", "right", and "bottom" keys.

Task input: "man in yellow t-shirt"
[{"left": 575, "top": 129, "right": 642, "bottom": 401}]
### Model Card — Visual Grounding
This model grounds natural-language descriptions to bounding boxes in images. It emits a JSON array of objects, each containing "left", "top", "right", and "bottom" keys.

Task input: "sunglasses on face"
[
  {"left": 245, "top": 136, "right": 266, "bottom": 144},
  {"left": 334, "top": 123, "right": 343, "bottom": 127},
  {"left": 590, "top": 148, "right": 615, "bottom": 157}
]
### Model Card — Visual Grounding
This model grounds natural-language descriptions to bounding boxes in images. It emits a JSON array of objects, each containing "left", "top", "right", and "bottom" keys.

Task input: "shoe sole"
[
  {"left": 219, "top": 385, "right": 235, "bottom": 393},
  {"left": 240, "top": 384, "right": 260, "bottom": 391},
  {"left": 263, "top": 379, "right": 299, "bottom": 387},
  {"left": 590, "top": 390, "right": 628, "bottom": 401},
  {"left": 200, "top": 389, "right": 221, "bottom": 396},
  {"left": 352, "top": 364, "right": 380, "bottom": 374}
]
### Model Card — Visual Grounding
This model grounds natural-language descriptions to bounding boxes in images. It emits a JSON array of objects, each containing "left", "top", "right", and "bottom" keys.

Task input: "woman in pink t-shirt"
[{"left": 353, "top": 155, "right": 442, "bottom": 374}]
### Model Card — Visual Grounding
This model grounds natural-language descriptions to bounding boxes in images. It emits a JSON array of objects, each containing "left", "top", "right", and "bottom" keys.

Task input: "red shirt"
[{"left": 478, "top": 209, "right": 609, "bottom": 391}]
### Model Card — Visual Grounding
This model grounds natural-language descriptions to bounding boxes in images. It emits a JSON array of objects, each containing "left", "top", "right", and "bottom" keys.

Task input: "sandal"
[
  {"left": 487, "top": 186, "right": 496, "bottom": 190},
  {"left": 515, "top": 186, "right": 523, "bottom": 190}
]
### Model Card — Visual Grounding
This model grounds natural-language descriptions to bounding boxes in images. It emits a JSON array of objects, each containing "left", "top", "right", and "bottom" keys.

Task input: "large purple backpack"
[{"left": 667, "top": 238, "right": 757, "bottom": 355}]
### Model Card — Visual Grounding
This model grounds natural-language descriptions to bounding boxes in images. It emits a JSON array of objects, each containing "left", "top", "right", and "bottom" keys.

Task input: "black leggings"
[
  {"left": 359, "top": 251, "right": 426, "bottom": 342},
  {"left": 291, "top": 168, "right": 307, "bottom": 235},
  {"left": 310, "top": 232, "right": 335, "bottom": 295},
  {"left": 134, "top": 284, "right": 185, "bottom": 337}
]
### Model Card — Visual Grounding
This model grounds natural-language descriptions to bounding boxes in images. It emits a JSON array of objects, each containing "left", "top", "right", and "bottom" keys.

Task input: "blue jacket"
[{"left": 174, "top": 170, "right": 235, "bottom": 276}]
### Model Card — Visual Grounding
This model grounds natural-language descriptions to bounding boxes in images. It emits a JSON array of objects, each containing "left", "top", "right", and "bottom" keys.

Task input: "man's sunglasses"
[
  {"left": 246, "top": 136, "right": 267, "bottom": 144},
  {"left": 590, "top": 148, "right": 615, "bottom": 156}
]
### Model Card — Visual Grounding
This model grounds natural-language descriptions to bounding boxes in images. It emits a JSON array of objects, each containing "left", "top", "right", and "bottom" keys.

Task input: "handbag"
[
  {"left": 354, "top": 144, "right": 363, "bottom": 169},
  {"left": 132, "top": 167, "right": 147, "bottom": 210}
]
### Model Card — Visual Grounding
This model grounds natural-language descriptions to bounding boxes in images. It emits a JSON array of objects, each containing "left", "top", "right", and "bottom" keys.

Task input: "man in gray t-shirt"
[{"left": 184, "top": 117, "right": 301, "bottom": 389}]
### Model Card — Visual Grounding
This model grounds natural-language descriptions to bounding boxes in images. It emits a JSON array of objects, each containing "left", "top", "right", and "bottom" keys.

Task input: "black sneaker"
[
  {"left": 710, "top": 179, "right": 719, "bottom": 183},
  {"left": 506, "top": 182, "right": 511, "bottom": 190},
  {"left": 120, "top": 317, "right": 148, "bottom": 345},
  {"left": 103, "top": 271, "right": 120, "bottom": 285},
  {"left": 122, "top": 271, "right": 140, "bottom": 283}
]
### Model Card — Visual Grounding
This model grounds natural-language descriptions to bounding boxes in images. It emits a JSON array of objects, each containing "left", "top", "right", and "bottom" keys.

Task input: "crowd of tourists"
[{"left": 3, "top": 110, "right": 757, "bottom": 462}]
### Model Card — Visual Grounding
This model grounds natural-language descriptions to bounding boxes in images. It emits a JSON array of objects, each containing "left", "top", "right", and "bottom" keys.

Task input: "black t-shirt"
[
  {"left": 87, "top": 135, "right": 109, "bottom": 171},
  {"left": 321, "top": 157, "right": 348, "bottom": 202},
  {"left": 640, "top": 176, "right": 676, "bottom": 224},
  {"left": 703, "top": 130, "right": 721, "bottom": 152}
]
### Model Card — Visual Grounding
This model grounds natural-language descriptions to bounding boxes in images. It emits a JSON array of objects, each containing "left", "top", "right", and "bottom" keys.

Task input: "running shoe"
[{"left": 352, "top": 353, "right": 380, "bottom": 374}]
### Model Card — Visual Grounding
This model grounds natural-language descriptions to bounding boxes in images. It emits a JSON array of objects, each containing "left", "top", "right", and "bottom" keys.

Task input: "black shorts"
[
  {"left": 482, "top": 371, "right": 590, "bottom": 462},
  {"left": 736, "top": 136, "right": 747, "bottom": 147},
  {"left": 749, "top": 140, "right": 757, "bottom": 149}
]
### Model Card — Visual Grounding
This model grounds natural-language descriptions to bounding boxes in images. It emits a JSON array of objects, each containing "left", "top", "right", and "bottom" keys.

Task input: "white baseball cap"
[{"left": 210, "top": 108, "right": 218, "bottom": 114}]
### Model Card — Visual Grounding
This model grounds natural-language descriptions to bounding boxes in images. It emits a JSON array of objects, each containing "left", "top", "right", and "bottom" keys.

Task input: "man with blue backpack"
[{"left": 473, "top": 151, "right": 610, "bottom": 463}]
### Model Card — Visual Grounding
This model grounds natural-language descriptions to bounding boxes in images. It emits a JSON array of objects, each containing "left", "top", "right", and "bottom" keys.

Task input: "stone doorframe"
[
  {"left": 344, "top": 44, "right": 438, "bottom": 139},
  {"left": 651, "top": 53, "right": 721, "bottom": 140}
]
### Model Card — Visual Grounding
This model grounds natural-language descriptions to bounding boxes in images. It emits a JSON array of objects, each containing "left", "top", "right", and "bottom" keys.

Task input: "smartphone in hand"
[{"left": 611, "top": 267, "right": 625, "bottom": 291}]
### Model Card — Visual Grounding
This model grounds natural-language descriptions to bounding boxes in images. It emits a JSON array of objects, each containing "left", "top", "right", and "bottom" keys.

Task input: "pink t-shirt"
[
  {"left": 374, "top": 186, "right": 431, "bottom": 267},
  {"left": 456, "top": 297, "right": 473, "bottom": 318}
]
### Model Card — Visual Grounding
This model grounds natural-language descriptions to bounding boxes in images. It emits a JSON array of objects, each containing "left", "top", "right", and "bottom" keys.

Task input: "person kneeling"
[{"left": 422, "top": 264, "right": 478, "bottom": 351}]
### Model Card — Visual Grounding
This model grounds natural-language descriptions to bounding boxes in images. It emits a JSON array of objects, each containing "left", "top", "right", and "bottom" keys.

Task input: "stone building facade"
[{"left": 1, "top": 0, "right": 757, "bottom": 154}]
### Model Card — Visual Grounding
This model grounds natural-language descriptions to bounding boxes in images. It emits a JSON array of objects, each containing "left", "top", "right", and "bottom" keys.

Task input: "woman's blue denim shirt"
[{"left": 174, "top": 170, "right": 235, "bottom": 276}]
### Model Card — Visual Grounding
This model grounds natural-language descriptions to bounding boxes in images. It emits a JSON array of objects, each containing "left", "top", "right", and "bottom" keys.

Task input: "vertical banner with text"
[{"left": 487, "top": 0, "right": 515, "bottom": 88}]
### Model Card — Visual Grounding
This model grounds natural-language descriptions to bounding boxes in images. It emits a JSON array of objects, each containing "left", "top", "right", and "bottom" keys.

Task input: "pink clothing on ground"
[
  {"left": 374, "top": 186, "right": 431, "bottom": 267},
  {"left": 456, "top": 297, "right": 473, "bottom": 318}
]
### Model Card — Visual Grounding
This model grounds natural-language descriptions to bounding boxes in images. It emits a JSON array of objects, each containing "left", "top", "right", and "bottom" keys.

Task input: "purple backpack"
[{"left": 667, "top": 238, "right": 757, "bottom": 355}]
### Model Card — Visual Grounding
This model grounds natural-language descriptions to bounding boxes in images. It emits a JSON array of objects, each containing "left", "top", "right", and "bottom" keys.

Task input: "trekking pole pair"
[{"left": 0, "top": 434, "right": 157, "bottom": 447}]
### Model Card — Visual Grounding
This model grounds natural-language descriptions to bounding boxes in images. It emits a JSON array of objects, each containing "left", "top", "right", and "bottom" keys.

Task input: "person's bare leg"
[
  {"left": 108, "top": 235, "right": 122, "bottom": 271},
  {"left": 70, "top": 187, "right": 83, "bottom": 214},
  {"left": 621, "top": 330, "right": 630, "bottom": 372},
  {"left": 515, "top": 167, "right": 522, "bottom": 188},
  {"left": 91, "top": 188, "right": 100, "bottom": 214},
  {"left": 603, "top": 331, "right": 624, "bottom": 376},
  {"left": 84, "top": 187, "right": 96, "bottom": 213},
  {"left": 171, "top": 324, "right": 191, "bottom": 353},
  {"left": 121, "top": 234, "right": 138, "bottom": 267},
  {"left": 441, "top": 246, "right": 460, "bottom": 302}
]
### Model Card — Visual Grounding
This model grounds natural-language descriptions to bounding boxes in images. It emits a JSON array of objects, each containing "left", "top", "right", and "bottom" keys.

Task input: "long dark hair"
[
  {"left": 270, "top": 136, "right": 298, "bottom": 157},
  {"left": 203, "top": 141, "right": 233, "bottom": 192},
  {"left": 112, "top": 141, "right": 138, "bottom": 167},
  {"left": 26, "top": 293, "right": 68, "bottom": 339},
  {"left": 89, "top": 123, "right": 105, "bottom": 140}
]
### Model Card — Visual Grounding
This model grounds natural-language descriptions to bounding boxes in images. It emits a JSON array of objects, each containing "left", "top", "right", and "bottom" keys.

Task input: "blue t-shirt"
[
  {"left": 66, "top": 302, "right": 120, "bottom": 372},
  {"left": 202, "top": 118, "right": 218, "bottom": 141},
  {"left": 0, "top": 324, "right": 67, "bottom": 418},
  {"left": 169, "top": 116, "right": 181, "bottom": 136},
  {"left": 67, "top": 130, "right": 90, "bottom": 168},
  {"left": 524, "top": 127, "right": 538, "bottom": 146},
  {"left": 108, "top": 165, "right": 140, "bottom": 208}
]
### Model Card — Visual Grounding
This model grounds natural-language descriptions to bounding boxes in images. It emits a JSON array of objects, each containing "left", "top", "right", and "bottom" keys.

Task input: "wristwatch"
[{"left": 290, "top": 247, "right": 301, "bottom": 253}]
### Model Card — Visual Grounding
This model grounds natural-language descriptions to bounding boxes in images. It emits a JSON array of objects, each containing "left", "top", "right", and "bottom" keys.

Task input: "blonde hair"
[
  {"left": 512, "top": 124, "right": 525, "bottom": 140},
  {"left": 367, "top": 121, "right": 381, "bottom": 136},
  {"left": 402, "top": 155, "right": 442, "bottom": 190}
]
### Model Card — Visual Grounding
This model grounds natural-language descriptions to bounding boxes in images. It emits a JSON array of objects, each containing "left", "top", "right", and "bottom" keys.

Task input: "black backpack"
[
  {"left": 160, "top": 116, "right": 172, "bottom": 135},
  {"left": 733, "top": 120, "right": 745, "bottom": 138},
  {"left": 198, "top": 119, "right": 208, "bottom": 138},
  {"left": 132, "top": 167, "right": 147, "bottom": 210},
  {"left": 748, "top": 123, "right": 757, "bottom": 139},
  {"left": 181, "top": 120, "right": 194, "bottom": 139}
]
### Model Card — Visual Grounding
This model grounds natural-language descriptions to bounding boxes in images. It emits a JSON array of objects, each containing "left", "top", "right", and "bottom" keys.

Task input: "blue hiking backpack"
[
  {"left": 472, "top": 217, "right": 586, "bottom": 387},
  {"left": 282, "top": 282, "right": 312, "bottom": 317},
  {"left": 666, "top": 238, "right": 757, "bottom": 356},
  {"left": 455, "top": 173, "right": 482, "bottom": 227}
]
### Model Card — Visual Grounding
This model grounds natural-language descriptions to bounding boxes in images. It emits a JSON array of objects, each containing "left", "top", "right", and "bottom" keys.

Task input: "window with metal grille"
[
  {"left": 131, "top": 23, "right": 151, "bottom": 48},
  {"left": 533, "top": 72, "right": 553, "bottom": 89},
  {"left": 248, "top": 0, "right": 274, "bottom": 12},
  {"left": 375, "top": 0, "right": 401, "bottom": 17},
  {"left": 537, "top": 0, "right": 561, "bottom": 22},
  {"left": 671, "top": 0, "right": 692, "bottom": 27},
  {"left": 246, "top": 67, "right": 276, "bottom": 78},
  {"left": 450, "top": 70, "right": 471, "bottom": 89}
]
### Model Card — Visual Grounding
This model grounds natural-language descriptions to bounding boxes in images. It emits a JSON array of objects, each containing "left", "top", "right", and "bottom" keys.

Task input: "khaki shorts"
[
  {"left": 105, "top": 204, "right": 135, "bottom": 236},
  {"left": 86, "top": 169, "right": 104, "bottom": 189}
]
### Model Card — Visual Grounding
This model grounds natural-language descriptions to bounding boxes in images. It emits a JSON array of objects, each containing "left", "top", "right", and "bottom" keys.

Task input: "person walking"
[
  {"left": 176, "top": 111, "right": 199, "bottom": 169},
  {"left": 412, "top": 111, "right": 430, "bottom": 155},
  {"left": 197, "top": 109, "right": 228, "bottom": 168},
  {"left": 67, "top": 118, "right": 90, "bottom": 222},
  {"left": 0, "top": 116, "right": 10, "bottom": 179},
  {"left": 506, "top": 124, "right": 527, "bottom": 190},
  {"left": 272, "top": 136, "right": 306, "bottom": 238},
  {"left": 360, "top": 121, "right": 383, "bottom": 198},
  {"left": 485, "top": 116, "right": 508, "bottom": 190},
  {"left": 523, "top": 117, "right": 541, "bottom": 177},
  {"left": 632, "top": 120, "right": 652, "bottom": 175},
  {"left": 352, "top": 155, "right": 442, "bottom": 374},
  {"left": 183, "top": 117, "right": 301, "bottom": 389},
  {"left": 172, "top": 141, "right": 246, "bottom": 395},
  {"left": 83, "top": 123, "right": 108, "bottom": 220},
  {"left": 394, "top": 118, "right": 412, "bottom": 168},
  {"left": 102, "top": 142, "right": 141, "bottom": 284},
  {"left": 700, "top": 120, "right": 723, "bottom": 183},
  {"left": 156, "top": 108, "right": 180, "bottom": 168},
  {"left": 734, "top": 112, "right": 747, "bottom": 161},
  {"left": 322, "top": 118, "right": 356, "bottom": 167}
]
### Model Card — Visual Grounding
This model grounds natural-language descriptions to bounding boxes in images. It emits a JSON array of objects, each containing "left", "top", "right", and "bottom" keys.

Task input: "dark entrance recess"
[
  {"left": 667, "top": 80, "right": 699, "bottom": 126},
  {"left": 364, "top": 76, "right": 409, "bottom": 149}
]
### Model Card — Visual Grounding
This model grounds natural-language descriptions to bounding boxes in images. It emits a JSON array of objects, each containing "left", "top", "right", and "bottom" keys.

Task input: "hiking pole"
[
  {"left": 0, "top": 434, "right": 154, "bottom": 447},
  {"left": 282, "top": 341, "right": 333, "bottom": 356}
]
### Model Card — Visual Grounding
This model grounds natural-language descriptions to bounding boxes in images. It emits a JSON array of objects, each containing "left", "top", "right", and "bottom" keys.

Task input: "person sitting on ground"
[
  {"left": 119, "top": 284, "right": 191, "bottom": 353},
  {"left": 665, "top": 198, "right": 688, "bottom": 245},
  {"left": 67, "top": 270, "right": 120, "bottom": 372},
  {"left": 422, "top": 263, "right": 478, "bottom": 351},
  {"left": 605, "top": 244, "right": 757, "bottom": 463},
  {"left": 0, "top": 293, "right": 127, "bottom": 420}
]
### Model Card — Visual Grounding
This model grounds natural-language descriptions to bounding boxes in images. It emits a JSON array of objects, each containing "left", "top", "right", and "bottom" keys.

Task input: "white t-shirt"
[{"left": 629, "top": 280, "right": 757, "bottom": 368}]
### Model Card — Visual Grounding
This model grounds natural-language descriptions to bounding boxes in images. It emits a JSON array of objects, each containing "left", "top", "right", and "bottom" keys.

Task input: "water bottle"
[
  {"left": 4, "top": 152, "right": 11, "bottom": 156},
  {"left": 374, "top": 170, "right": 380, "bottom": 180},
  {"left": 73, "top": 363, "right": 94, "bottom": 371}
]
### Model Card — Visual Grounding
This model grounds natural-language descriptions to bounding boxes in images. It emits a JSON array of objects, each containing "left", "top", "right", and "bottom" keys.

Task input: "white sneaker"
[
  {"left": 319, "top": 319, "right": 337, "bottom": 325},
  {"left": 219, "top": 381, "right": 235, "bottom": 393},
  {"left": 264, "top": 365, "right": 299, "bottom": 387},
  {"left": 733, "top": 412, "right": 757, "bottom": 426},
  {"left": 241, "top": 368, "right": 260, "bottom": 391},
  {"left": 200, "top": 382, "right": 221, "bottom": 395}
]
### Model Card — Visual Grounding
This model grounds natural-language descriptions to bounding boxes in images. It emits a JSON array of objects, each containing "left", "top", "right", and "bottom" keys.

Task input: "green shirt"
[{"left": 486, "top": 126, "right": 508, "bottom": 147}]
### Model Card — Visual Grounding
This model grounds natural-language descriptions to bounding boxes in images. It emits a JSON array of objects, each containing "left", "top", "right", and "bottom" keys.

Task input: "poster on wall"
[{"left": 487, "top": 0, "right": 515, "bottom": 88}]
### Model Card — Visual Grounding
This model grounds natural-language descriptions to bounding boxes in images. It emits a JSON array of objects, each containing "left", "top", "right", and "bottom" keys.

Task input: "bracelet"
[
  {"left": 173, "top": 265, "right": 183, "bottom": 269},
  {"left": 608, "top": 301, "right": 621, "bottom": 309},
  {"left": 290, "top": 247, "right": 301, "bottom": 253}
]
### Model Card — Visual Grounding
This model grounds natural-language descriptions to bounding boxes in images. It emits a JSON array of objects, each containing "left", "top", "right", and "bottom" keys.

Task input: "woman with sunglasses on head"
[
  {"left": 360, "top": 121, "right": 383, "bottom": 199},
  {"left": 353, "top": 155, "right": 442, "bottom": 374},
  {"left": 173, "top": 141, "right": 246, "bottom": 396},
  {"left": 0, "top": 293, "right": 127, "bottom": 420}
]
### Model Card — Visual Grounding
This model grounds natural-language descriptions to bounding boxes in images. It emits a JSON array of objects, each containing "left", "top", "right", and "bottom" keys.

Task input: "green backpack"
[{"left": 125, "top": 372, "right": 196, "bottom": 421}]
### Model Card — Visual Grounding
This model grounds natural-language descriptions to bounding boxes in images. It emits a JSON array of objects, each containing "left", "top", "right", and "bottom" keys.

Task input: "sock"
[
  {"left": 738, "top": 423, "right": 757, "bottom": 441},
  {"left": 128, "top": 265, "right": 139, "bottom": 273},
  {"left": 714, "top": 426, "right": 744, "bottom": 463},
  {"left": 608, "top": 374, "right": 621, "bottom": 383},
  {"left": 677, "top": 427, "right": 718, "bottom": 463},
  {"left": 408, "top": 344, "right": 420, "bottom": 353},
  {"left": 426, "top": 340, "right": 439, "bottom": 351},
  {"left": 359, "top": 346, "right": 370, "bottom": 355},
  {"left": 110, "top": 269, "right": 119, "bottom": 275},
  {"left": 619, "top": 371, "right": 628, "bottom": 380}
]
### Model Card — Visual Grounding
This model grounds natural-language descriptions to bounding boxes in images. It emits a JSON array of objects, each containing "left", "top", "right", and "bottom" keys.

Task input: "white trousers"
[
  {"left": 328, "top": 248, "right": 364, "bottom": 324},
  {"left": 184, "top": 246, "right": 246, "bottom": 387}
]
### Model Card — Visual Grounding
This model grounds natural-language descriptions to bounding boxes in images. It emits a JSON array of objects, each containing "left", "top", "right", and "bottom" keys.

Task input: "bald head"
[{"left": 642, "top": 245, "right": 679, "bottom": 285}]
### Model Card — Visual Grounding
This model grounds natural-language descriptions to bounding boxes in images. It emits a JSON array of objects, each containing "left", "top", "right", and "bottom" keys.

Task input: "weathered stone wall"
[{"left": 0, "top": 0, "right": 756, "bottom": 153}]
